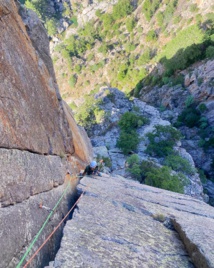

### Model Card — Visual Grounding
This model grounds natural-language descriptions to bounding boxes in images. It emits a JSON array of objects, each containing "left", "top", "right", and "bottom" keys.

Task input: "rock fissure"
[
  {"left": 172, "top": 219, "right": 211, "bottom": 268},
  {"left": 0, "top": 145, "right": 73, "bottom": 158}
]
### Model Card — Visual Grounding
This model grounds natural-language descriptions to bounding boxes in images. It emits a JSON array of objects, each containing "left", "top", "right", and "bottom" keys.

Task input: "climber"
[{"left": 79, "top": 160, "right": 103, "bottom": 178}]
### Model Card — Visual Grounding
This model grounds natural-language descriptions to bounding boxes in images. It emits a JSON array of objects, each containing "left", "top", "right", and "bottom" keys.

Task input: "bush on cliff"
[
  {"left": 146, "top": 125, "right": 181, "bottom": 157},
  {"left": 117, "top": 130, "right": 140, "bottom": 155},
  {"left": 117, "top": 112, "right": 149, "bottom": 154},
  {"left": 145, "top": 166, "right": 185, "bottom": 194},
  {"left": 126, "top": 157, "right": 186, "bottom": 194}
]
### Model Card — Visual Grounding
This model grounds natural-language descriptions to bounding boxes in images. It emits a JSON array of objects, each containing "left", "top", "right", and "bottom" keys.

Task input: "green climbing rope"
[{"left": 16, "top": 181, "right": 71, "bottom": 268}]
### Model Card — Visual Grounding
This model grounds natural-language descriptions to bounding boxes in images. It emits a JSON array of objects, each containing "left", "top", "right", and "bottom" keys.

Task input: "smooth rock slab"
[{"left": 49, "top": 174, "right": 214, "bottom": 268}]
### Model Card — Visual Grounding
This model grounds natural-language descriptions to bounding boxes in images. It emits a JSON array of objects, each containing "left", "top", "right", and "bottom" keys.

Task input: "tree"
[
  {"left": 45, "top": 19, "right": 57, "bottom": 36},
  {"left": 112, "top": 0, "right": 133, "bottom": 19}
]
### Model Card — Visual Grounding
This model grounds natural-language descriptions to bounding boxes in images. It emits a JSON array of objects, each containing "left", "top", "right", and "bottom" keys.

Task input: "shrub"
[
  {"left": 69, "top": 102, "right": 77, "bottom": 110},
  {"left": 164, "top": 154, "right": 195, "bottom": 175},
  {"left": 190, "top": 4, "right": 199, "bottom": 12},
  {"left": 117, "top": 130, "right": 140, "bottom": 154},
  {"left": 137, "top": 49, "right": 152, "bottom": 65},
  {"left": 126, "top": 17, "right": 137, "bottom": 32},
  {"left": 94, "top": 108, "right": 106, "bottom": 123},
  {"left": 146, "top": 125, "right": 181, "bottom": 157},
  {"left": 162, "top": 0, "right": 178, "bottom": 23},
  {"left": 101, "top": 14, "right": 114, "bottom": 30},
  {"left": 74, "top": 64, "right": 82, "bottom": 74},
  {"left": 198, "top": 103, "right": 207, "bottom": 113},
  {"left": 69, "top": 75, "right": 77, "bottom": 88},
  {"left": 74, "top": 96, "right": 96, "bottom": 127},
  {"left": 126, "top": 154, "right": 142, "bottom": 180},
  {"left": 156, "top": 11, "right": 164, "bottom": 27},
  {"left": 185, "top": 95, "right": 194, "bottom": 107},
  {"left": 98, "top": 43, "right": 109, "bottom": 55},
  {"left": 206, "top": 46, "right": 214, "bottom": 58},
  {"left": 70, "top": 16, "right": 78, "bottom": 27},
  {"left": 118, "top": 112, "right": 149, "bottom": 131},
  {"left": 146, "top": 30, "right": 158, "bottom": 42},
  {"left": 142, "top": 0, "right": 161, "bottom": 21},
  {"left": 112, "top": 0, "right": 133, "bottom": 20},
  {"left": 145, "top": 166, "right": 184, "bottom": 193},
  {"left": 63, "top": 2, "right": 71, "bottom": 17},
  {"left": 198, "top": 169, "right": 207, "bottom": 184},
  {"left": 177, "top": 103, "right": 201, "bottom": 128},
  {"left": 153, "top": 213, "right": 165, "bottom": 222},
  {"left": 95, "top": 9, "right": 102, "bottom": 18},
  {"left": 45, "top": 18, "right": 57, "bottom": 36}
]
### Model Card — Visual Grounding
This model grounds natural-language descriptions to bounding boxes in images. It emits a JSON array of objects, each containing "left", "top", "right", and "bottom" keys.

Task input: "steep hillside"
[
  {"left": 0, "top": 1, "right": 92, "bottom": 267},
  {"left": 47, "top": 174, "right": 214, "bottom": 268},
  {"left": 47, "top": 0, "right": 214, "bottom": 103}
]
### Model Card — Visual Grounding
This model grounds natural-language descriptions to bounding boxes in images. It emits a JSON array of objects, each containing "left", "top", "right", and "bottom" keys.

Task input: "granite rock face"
[
  {"left": 0, "top": 173, "right": 78, "bottom": 268},
  {"left": 49, "top": 174, "right": 214, "bottom": 268},
  {"left": 0, "top": 0, "right": 73, "bottom": 155}
]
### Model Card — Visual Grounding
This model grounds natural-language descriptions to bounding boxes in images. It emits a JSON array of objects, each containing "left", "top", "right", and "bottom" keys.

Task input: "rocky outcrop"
[
  {"left": 70, "top": 0, "right": 118, "bottom": 27},
  {"left": 0, "top": 1, "right": 92, "bottom": 267},
  {"left": 139, "top": 60, "right": 214, "bottom": 180},
  {"left": 90, "top": 88, "right": 204, "bottom": 199},
  {"left": 47, "top": 174, "right": 214, "bottom": 268}
]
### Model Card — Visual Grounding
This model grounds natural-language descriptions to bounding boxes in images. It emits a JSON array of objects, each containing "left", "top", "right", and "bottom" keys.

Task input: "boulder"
[{"left": 93, "top": 146, "right": 109, "bottom": 159}]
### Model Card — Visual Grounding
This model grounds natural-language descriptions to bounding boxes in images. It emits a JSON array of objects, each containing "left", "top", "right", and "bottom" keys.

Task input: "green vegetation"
[
  {"left": 146, "top": 30, "right": 158, "bottom": 42},
  {"left": 126, "top": 17, "right": 137, "bottom": 33},
  {"left": 117, "top": 112, "right": 149, "bottom": 154},
  {"left": 175, "top": 97, "right": 208, "bottom": 129},
  {"left": 146, "top": 125, "right": 181, "bottom": 157},
  {"left": 152, "top": 213, "right": 166, "bottom": 222},
  {"left": 45, "top": 19, "right": 57, "bottom": 36},
  {"left": 145, "top": 166, "right": 185, "bottom": 193},
  {"left": 74, "top": 95, "right": 104, "bottom": 128},
  {"left": 118, "top": 112, "right": 149, "bottom": 131},
  {"left": 69, "top": 75, "right": 77, "bottom": 88},
  {"left": 117, "top": 130, "right": 140, "bottom": 155},
  {"left": 190, "top": 4, "right": 199, "bottom": 13},
  {"left": 142, "top": 0, "right": 162, "bottom": 21},
  {"left": 163, "top": 154, "right": 195, "bottom": 175},
  {"left": 126, "top": 155, "right": 187, "bottom": 194},
  {"left": 112, "top": 0, "right": 134, "bottom": 19},
  {"left": 158, "top": 25, "right": 214, "bottom": 75}
]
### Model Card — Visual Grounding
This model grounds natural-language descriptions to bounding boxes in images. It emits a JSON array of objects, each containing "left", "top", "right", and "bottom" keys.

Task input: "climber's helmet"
[{"left": 90, "top": 161, "right": 97, "bottom": 169}]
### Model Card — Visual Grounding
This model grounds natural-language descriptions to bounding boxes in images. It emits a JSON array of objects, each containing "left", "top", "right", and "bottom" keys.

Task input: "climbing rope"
[
  {"left": 16, "top": 180, "right": 72, "bottom": 268},
  {"left": 22, "top": 182, "right": 90, "bottom": 268}
]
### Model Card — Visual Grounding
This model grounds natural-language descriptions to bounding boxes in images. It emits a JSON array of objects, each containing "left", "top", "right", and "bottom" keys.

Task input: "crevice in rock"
[
  {"left": 0, "top": 145, "right": 74, "bottom": 158},
  {"left": 172, "top": 219, "right": 209, "bottom": 268},
  {"left": 38, "top": 188, "right": 80, "bottom": 268}
]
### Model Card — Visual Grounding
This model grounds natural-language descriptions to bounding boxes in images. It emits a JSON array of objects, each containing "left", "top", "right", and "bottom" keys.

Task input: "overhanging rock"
[{"left": 48, "top": 174, "right": 214, "bottom": 268}]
